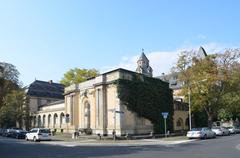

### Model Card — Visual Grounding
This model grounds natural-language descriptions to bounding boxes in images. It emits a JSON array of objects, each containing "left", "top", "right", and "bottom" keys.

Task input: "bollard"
[{"left": 97, "top": 133, "right": 101, "bottom": 140}]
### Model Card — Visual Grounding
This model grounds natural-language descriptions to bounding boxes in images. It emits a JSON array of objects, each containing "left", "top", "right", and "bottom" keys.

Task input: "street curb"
[{"left": 40, "top": 139, "right": 196, "bottom": 147}]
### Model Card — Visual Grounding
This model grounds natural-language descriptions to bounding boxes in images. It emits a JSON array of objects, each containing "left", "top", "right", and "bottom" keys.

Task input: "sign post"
[{"left": 161, "top": 112, "right": 169, "bottom": 138}]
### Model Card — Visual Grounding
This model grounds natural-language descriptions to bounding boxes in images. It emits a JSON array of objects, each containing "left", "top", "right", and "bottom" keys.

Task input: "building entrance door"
[{"left": 84, "top": 102, "right": 90, "bottom": 129}]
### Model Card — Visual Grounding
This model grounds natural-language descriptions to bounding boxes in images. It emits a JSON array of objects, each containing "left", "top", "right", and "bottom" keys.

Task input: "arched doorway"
[
  {"left": 60, "top": 113, "right": 64, "bottom": 128},
  {"left": 53, "top": 113, "right": 58, "bottom": 128},
  {"left": 48, "top": 114, "right": 52, "bottom": 128},
  {"left": 84, "top": 102, "right": 90, "bottom": 129},
  {"left": 177, "top": 117, "right": 184, "bottom": 131}
]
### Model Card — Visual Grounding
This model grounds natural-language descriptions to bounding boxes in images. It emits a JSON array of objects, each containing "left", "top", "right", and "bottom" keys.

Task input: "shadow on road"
[{"left": 0, "top": 139, "right": 201, "bottom": 158}]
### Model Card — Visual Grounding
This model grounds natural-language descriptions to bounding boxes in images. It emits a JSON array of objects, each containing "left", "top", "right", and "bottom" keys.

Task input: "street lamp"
[{"left": 188, "top": 79, "right": 207, "bottom": 130}]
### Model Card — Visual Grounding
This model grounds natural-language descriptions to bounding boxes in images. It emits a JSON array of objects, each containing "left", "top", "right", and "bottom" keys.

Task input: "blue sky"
[{"left": 0, "top": 0, "right": 240, "bottom": 85}]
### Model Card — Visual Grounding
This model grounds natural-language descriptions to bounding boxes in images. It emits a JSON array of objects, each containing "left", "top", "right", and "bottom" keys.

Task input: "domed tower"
[{"left": 136, "top": 49, "right": 153, "bottom": 77}]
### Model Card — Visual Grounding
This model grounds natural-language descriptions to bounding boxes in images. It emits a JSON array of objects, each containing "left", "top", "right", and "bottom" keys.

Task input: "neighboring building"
[
  {"left": 160, "top": 46, "right": 208, "bottom": 131},
  {"left": 27, "top": 80, "right": 64, "bottom": 114},
  {"left": 158, "top": 72, "right": 184, "bottom": 99},
  {"left": 33, "top": 100, "right": 65, "bottom": 132},
  {"left": 173, "top": 100, "right": 189, "bottom": 132},
  {"left": 158, "top": 72, "right": 189, "bottom": 132}
]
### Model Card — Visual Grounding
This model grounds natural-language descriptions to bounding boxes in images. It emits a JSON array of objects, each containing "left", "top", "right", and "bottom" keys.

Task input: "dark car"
[
  {"left": 0, "top": 129, "right": 7, "bottom": 136},
  {"left": 11, "top": 129, "right": 28, "bottom": 139},
  {"left": 5, "top": 128, "right": 22, "bottom": 137}
]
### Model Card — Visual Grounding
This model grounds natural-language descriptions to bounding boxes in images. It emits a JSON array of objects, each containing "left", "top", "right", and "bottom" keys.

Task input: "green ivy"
[{"left": 114, "top": 74, "right": 174, "bottom": 133}]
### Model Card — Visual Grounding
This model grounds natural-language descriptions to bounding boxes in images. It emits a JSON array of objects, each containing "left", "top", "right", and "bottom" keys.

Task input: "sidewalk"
[{"left": 42, "top": 134, "right": 195, "bottom": 147}]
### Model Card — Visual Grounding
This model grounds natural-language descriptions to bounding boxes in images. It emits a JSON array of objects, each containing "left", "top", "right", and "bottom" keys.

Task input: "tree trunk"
[{"left": 207, "top": 114, "right": 213, "bottom": 128}]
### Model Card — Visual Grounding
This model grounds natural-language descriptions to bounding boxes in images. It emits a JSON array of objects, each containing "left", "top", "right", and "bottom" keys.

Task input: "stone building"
[
  {"left": 31, "top": 51, "right": 188, "bottom": 134},
  {"left": 32, "top": 68, "right": 156, "bottom": 135}
]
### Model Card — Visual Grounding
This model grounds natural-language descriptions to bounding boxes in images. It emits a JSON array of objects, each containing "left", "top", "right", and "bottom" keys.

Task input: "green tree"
[
  {"left": 0, "top": 62, "right": 20, "bottom": 108},
  {"left": 60, "top": 68, "right": 99, "bottom": 86},
  {"left": 0, "top": 62, "right": 28, "bottom": 128},
  {"left": 217, "top": 109, "right": 233, "bottom": 121},
  {"left": 220, "top": 59, "right": 240, "bottom": 119},
  {"left": 173, "top": 48, "right": 240, "bottom": 127}
]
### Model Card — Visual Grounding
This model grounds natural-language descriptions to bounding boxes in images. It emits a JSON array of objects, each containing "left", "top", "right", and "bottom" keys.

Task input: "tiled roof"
[
  {"left": 27, "top": 80, "right": 64, "bottom": 99},
  {"left": 39, "top": 100, "right": 65, "bottom": 108}
]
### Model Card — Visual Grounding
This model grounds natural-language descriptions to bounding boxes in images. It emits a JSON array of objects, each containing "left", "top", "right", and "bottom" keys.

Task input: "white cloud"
[
  {"left": 101, "top": 51, "right": 178, "bottom": 77},
  {"left": 101, "top": 42, "right": 240, "bottom": 77}
]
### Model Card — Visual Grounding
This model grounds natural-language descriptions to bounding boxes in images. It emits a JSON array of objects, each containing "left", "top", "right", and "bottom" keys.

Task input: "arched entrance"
[
  {"left": 53, "top": 113, "right": 58, "bottom": 128},
  {"left": 60, "top": 113, "right": 64, "bottom": 128},
  {"left": 84, "top": 102, "right": 91, "bottom": 129},
  {"left": 177, "top": 117, "right": 184, "bottom": 131},
  {"left": 48, "top": 114, "right": 52, "bottom": 128}
]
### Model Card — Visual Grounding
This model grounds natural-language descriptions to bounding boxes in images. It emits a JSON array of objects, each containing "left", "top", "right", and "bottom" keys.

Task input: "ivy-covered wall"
[{"left": 114, "top": 74, "right": 174, "bottom": 134}]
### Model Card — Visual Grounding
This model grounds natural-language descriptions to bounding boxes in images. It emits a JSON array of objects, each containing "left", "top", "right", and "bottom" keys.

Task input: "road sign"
[
  {"left": 115, "top": 110, "right": 124, "bottom": 114},
  {"left": 161, "top": 112, "right": 169, "bottom": 138},
  {"left": 161, "top": 112, "right": 168, "bottom": 119}
]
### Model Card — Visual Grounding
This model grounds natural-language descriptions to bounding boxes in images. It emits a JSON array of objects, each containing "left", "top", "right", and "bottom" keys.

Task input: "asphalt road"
[{"left": 0, "top": 135, "right": 240, "bottom": 158}]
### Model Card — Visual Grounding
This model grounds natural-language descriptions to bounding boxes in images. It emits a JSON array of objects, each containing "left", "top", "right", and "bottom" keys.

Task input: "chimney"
[{"left": 48, "top": 80, "right": 53, "bottom": 84}]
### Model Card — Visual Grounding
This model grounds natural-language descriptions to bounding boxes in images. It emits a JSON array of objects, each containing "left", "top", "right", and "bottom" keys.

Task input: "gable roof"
[{"left": 27, "top": 80, "right": 64, "bottom": 99}]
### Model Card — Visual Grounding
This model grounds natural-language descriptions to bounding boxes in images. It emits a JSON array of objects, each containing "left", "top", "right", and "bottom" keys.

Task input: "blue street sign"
[
  {"left": 161, "top": 112, "right": 169, "bottom": 119},
  {"left": 115, "top": 110, "right": 124, "bottom": 114}
]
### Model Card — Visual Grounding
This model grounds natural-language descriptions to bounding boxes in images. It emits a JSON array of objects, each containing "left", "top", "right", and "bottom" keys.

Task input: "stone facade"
[
  {"left": 33, "top": 101, "right": 65, "bottom": 132},
  {"left": 63, "top": 69, "right": 153, "bottom": 135},
  {"left": 32, "top": 69, "right": 154, "bottom": 135}
]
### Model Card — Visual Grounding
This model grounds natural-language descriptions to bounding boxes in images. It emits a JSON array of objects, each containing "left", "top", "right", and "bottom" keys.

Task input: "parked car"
[
  {"left": 236, "top": 126, "right": 240, "bottom": 133},
  {"left": 25, "top": 128, "right": 51, "bottom": 142},
  {"left": 0, "top": 128, "right": 7, "bottom": 136},
  {"left": 3, "top": 128, "right": 22, "bottom": 137},
  {"left": 187, "top": 127, "right": 216, "bottom": 139},
  {"left": 0, "top": 128, "right": 4, "bottom": 136},
  {"left": 211, "top": 126, "right": 230, "bottom": 136},
  {"left": 10, "top": 129, "right": 28, "bottom": 139},
  {"left": 226, "top": 126, "right": 240, "bottom": 134}
]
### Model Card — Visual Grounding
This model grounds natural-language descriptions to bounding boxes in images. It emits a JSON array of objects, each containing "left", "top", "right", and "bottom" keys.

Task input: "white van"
[{"left": 25, "top": 128, "right": 51, "bottom": 142}]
